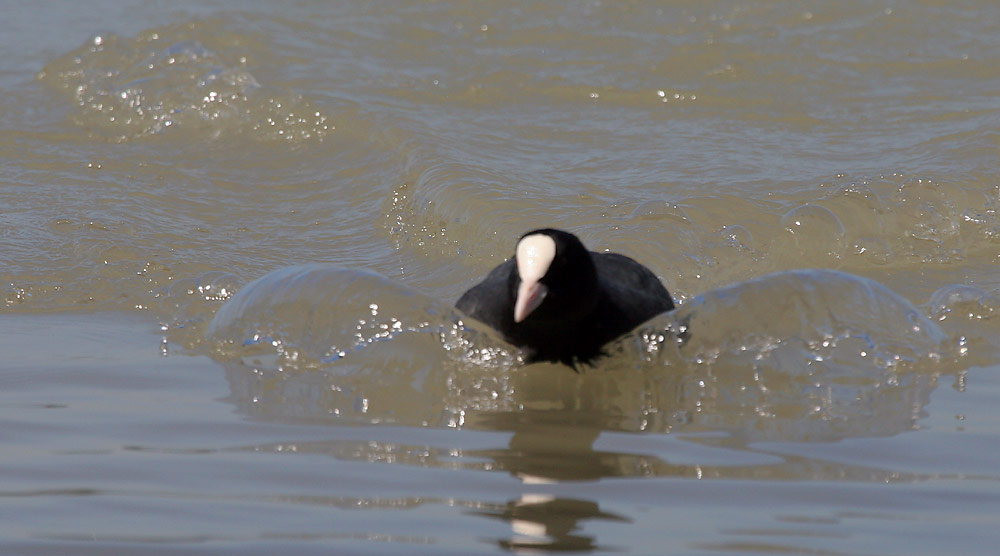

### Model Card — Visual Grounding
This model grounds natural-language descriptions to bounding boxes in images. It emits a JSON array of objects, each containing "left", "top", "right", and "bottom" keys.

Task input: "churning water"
[{"left": 2, "top": 1, "right": 1000, "bottom": 554}]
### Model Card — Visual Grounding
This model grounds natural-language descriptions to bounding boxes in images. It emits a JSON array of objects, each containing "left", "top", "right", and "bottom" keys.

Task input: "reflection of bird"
[
  {"left": 490, "top": 495, "right": 628, "bottom": 553},
  {"left": 456, "top": 228, "right": 675, "bottom": 367}
]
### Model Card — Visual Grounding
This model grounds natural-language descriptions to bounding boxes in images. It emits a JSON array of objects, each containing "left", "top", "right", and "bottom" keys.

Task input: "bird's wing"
[
  {"left": 455, "top": 258, "right": 517, "bottom": 324},
  {"left": 593, "top": 252, "right": 674, "bottom": 319}
]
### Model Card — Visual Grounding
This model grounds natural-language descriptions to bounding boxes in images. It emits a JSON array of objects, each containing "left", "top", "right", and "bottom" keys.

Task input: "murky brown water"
[{"left": 2, "top": 1, "right": 1000, "bottom": 554}]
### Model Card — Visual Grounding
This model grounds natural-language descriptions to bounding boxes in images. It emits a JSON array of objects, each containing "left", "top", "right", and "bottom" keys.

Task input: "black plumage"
[{"left": 455, "top": 229, "right": 675, "bottom": 367}]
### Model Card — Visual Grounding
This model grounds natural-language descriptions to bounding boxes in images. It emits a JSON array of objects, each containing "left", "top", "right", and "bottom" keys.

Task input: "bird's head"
[{"left": 511, "top": 229, "right": 597, "bottom": 323}]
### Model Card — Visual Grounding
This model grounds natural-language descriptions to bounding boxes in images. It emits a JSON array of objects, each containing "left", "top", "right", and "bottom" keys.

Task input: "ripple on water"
[
  {"left": 37, "top": 24, "right": 332, "bottom": 143},
  {"left": 204, "top": 264, "right": 521, "bottom": 425},
  {"left": 205, "top": 264, "right": 958, "bottom": 444},
  {"left": 614, "top": 269, "right": 955, "bottom": 441},
  {"left": 780, "top": 203, "right": 847, "bottom": 257},
  {"left": 926, "top": 283, "right": 1000, "bottom": 363}
]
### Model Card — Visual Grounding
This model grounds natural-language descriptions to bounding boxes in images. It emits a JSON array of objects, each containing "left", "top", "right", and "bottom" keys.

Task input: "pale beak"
[{"left": 514, "top": 279, "right": 548, "bottom": 323}]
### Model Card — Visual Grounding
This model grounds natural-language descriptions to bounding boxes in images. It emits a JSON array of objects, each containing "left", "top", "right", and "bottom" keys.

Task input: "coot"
[{"left": 456, "top": 228, "right": 675, "bottom": 366}]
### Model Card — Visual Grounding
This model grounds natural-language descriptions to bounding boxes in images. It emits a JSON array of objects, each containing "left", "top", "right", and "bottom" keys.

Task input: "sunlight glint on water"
[{"left": 2, "top": 2, "right": 1000, "bottom": 554}]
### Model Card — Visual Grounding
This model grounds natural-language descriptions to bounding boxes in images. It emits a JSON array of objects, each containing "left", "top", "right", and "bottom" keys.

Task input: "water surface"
[{"left": 2, "top": 1, "right": 1000, "bottom": 554}]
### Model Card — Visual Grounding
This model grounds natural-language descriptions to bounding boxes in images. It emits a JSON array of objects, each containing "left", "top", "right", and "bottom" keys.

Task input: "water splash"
[
  {"left": 37, "top": 26, "right": 332, "bottom": 143},
  {"left": 205, "top": 264, "right": 958, "bottom": 443}
]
